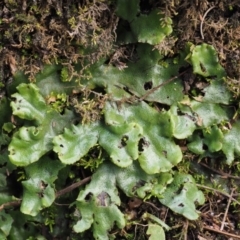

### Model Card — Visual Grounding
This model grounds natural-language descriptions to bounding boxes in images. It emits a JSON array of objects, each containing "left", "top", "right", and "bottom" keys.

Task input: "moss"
[{"left": 0, "top": 0, "right": 118, "bottom": 80}]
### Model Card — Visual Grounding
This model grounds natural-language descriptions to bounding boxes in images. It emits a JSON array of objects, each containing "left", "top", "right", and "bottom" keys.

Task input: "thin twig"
[
  {"left": 220, "top": 188, "right": 235, "bottom": 231},
  {"left": 196, "top": 184, "right": 240, "bottom": 205},
  {"left": 163, "top": 208, "right": 169, "bottom": 222},
  {"left": 54, "top": 202, "right": 71, "bottom": 206},
  {"left": 200, "top": 6, "right": 215, "bottom": 39},
  {"left": 55, "top": 176, "right": 91, "bottom": 197},
  {"left": 184, "top": 220, "right": 188, "bottom": 240},
  {"left": 115, "top": 69, "right": 188, "bottom": 103},
  {"left": 140, "top": 70, "right": 187, "bottom": 101},
  {"left": 203, "top": 225, "right": 240, "bottom": 239},
  {"left": 145, "top": 201, "right": 161, "bottom": 211},
  {"left": 0, "top": 200, "right": 22, "bottom": 211},
  {"left": 199, "top": 162, "right": 240, "bottom": 180},
  {"left": 0, "top": 177, "right": 92, "bottom": 211}
]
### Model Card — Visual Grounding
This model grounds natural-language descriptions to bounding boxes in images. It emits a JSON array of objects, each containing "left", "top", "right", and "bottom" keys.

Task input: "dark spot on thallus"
[
  {"left": 174, "top": 186, "right": 182, "bottom": 195},
  {"left": 60, "top": 144, "right": 64, "bottom": 148},
  {"left": 178, "top": 203, "right": 184, "bottom": 207},
  {"left": 85, "top": 193, "right": 93, "bottom": 201},
  {"left": 138, "top": 137, "right": 150, "bottom": 152},
  {"left": 144, "top": 81, "right": 153, "bottom": 90},
  {"left": 38, "top": 192, "right": 44, "bottom": 198},
  {"left": 40, "top": 180, "right": 48, "bottom": 189},
  {"left": 200, "top": 62, "right": 206, "bottom": 72},
  {"left": 23, "top": 223, "right": 29, "bottom": 230},
  {"left": 17, "top": 107, "right": 20, "bottom": 110},
  {"left": 121, "top": 135, "right": 129, "bottom": 147},
  {"left": 162, "top": 150, "right": 167, "bottom": 157}
]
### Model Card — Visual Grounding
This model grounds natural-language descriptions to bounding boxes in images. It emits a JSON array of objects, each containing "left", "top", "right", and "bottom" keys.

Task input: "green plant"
[{"left": 1, "top": 41, "right": 236, "bottom": 239}]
